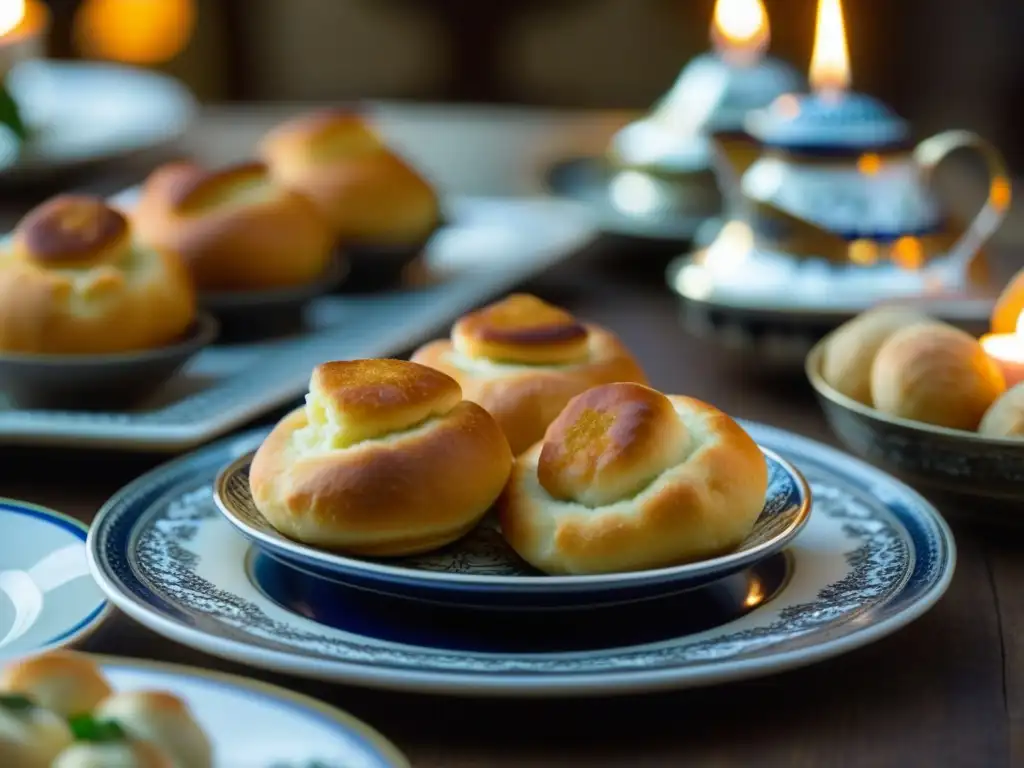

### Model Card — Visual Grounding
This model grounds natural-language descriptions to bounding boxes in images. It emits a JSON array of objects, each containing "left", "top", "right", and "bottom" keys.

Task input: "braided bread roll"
[
  {"left": 250, "top": 359, "right": 513, "bottom": 556},
  {"left": 411, "top": 294, "right": 648, "bottom": 455},
  {"left": 499, "top": 382, "right": 768, "bottom": 575},
  {"left": 133, "top": 160, "right": 334, "bottom": 291},
  {"left": 0, "top": 195, "right": 196, "bottom": 354},
  {"left": 259, "top": 110, "right": 440, "bottom": 244}
]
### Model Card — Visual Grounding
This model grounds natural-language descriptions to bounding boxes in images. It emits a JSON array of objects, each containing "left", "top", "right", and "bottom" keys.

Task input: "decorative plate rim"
[
  {"left": 90, "top": 653, "right": 410, "bottom": 767},
  {"left": 0, "top": 496, "right": 112, "bottom": 653},
  {"left": 212, "top": 447, "right": 812, "bottom": 592},
  {"left": 805, "top": 335, "right": 1024, "bottom": 450},
  {"left": 86, "top": 423, "right": 956, "bottom": 696}
]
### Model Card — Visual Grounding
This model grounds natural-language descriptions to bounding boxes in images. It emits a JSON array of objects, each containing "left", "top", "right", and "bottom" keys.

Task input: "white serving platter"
[{"left": 0, "top": 191, "right": 597, "bottom": 451}]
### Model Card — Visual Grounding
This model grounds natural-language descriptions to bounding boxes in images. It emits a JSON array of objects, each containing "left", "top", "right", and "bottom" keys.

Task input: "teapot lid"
[{"left": 745, "top": 91, "right": 909, "bottom": 152}]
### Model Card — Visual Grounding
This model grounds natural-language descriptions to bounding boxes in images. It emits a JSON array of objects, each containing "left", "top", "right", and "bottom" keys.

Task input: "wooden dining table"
[{"left": 1, "top": 103, "right": 1021, "bottom": 767}]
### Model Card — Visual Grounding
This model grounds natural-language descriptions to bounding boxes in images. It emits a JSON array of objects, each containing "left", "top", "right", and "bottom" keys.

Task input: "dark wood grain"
[{"left": 0, "top": 107, "right": 1016, "bottom": 767}]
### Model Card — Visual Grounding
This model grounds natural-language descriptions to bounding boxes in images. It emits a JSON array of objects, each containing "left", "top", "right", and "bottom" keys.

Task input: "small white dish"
[
  {"left": 0, "top": 498, "right": 109, "bottom": 659},
  {"left": 92, "top": 654, "right": 409, "bottom": 767}
]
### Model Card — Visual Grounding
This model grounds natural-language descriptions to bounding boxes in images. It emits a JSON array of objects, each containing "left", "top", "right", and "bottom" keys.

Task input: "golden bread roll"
[
  {"left": 871, "top": 322, "right": 1006, "bottom": 430},
  {"left": 991, "top": 267, "right": 1024, "bottom": 335},
  {"left": 979, "top": 382, "right": 1024, "bottom": 438},
  {"left": 0, "top": 195, "right": 196, "bottom": 354},
  {"left": 133, "top": 160, "right": 334, "bottom": 291},
  {"left": 259, "top": 110, "right": 440, "bottom": 244},
  {"left": 0, "top": 652, "right": 112, "bottom": 718},
  {"left": 499, "top": 382, "right": 768, "bottom": 575},
  {"left": 53, "top": 739, "right": 173, "bottom": 768},
  {"left": 95, "top": 691, "right": 212, "bottom": 768},
  {"left": 0, "top": 696, "right": 73, "bottom": 768},
  {"left": 411, "top": 294, "right": 648, "bottom": 454},
  {"left": 250, "top": 359, "right": 513, "bottom": 556},
  {"left": 820, "top": 305, "right": 932, "bottom": 405}
]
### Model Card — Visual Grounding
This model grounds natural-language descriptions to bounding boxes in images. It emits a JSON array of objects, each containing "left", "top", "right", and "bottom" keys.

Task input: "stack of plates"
[{"left": 82, "top": 420, "right": 955, "bottom": 697}]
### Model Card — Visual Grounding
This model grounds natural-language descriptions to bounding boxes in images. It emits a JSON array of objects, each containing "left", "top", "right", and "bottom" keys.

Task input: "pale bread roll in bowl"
[
  {"left": 259, "top": 110, "right": 440, "bottom": 244},
  {"left": 499, "top": 382, "right": 768, "bottom": 575},
  {"left": 411, "top": 294, "right": 648, "bottom": 455},
  {"left": 133, "top": 160, "right": 334, "bottom": 291},
  {"left": 979, "top": 382, "right": 1024, "bottom": 438},
  {"left": 0, "top": 652, "right": 112, "bottom": 719},
  {"left": 820, "top": 305, "right": 932, "bottom": 405},
  {"left": 871, "top": 322, "right": 1006, "bottom": 430},
  {"left": 95, "top": 691, "right": 212, "bottom": 768},
  {"left": 0, "top": 195, "right": 196, "bottom": 355},
  {"left": 250, "top": 359, "right": 513, "bottom": 556},
  {"left": 0, "top": 697, "right": 73, "bottom": 768},
  {"left": 53, "top": 739, "right": 173, "bottom": 768}
]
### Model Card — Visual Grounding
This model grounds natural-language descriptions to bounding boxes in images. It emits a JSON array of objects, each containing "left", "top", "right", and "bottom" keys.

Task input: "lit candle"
[
  {"left": 809, "top": 0, "right": 851, "bottom": 99},
  {"left": 982, "top": 311, "right": 1024, "bottom": 388},
  {"left": 711, "top": 0, "right": 771, "bottom": 67}
]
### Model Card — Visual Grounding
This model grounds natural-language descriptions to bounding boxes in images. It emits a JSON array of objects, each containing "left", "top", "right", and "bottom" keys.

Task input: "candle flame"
[
  {"left": 711, "top": 0, "right": 770, "bottom": 64},
  {"left": 0, "top": 0, "right": 26, "bottom": 38},
  {"left": 810, "top": 0, "right": 851, "bottom": 95}
]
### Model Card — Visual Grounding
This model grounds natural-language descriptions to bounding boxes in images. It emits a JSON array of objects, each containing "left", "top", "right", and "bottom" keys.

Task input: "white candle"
[{"left": 981, "top": 310, "right": 1024, "bottom": 388}]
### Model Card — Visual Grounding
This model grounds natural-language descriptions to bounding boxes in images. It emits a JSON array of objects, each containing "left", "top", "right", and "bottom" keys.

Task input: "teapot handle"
[{"left": 913, "top": 130, "right": 1011, "bottom": 273}]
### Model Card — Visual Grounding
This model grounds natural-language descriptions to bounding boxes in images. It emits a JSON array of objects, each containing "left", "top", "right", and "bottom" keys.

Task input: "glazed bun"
[
  {"left": 0, "top": 195, "right": 196, "bottom": 354},
  {"left": 0, "top": 652, "right": 112, "bottom": 718},
  {"left": 411, "top": 294, "right": 648, "bottom": 454},
  {"left": 259, "top": 110, "right": 440, "bottom": 244},
  {"left": 95, "top": 691, "right": 212, "bottom": 768},
  {"left": 821, "top": 305, "right": 931, "bottom": 404},
  {"left": 0, "top": 697, "right": 73, "bottom": 768},
  {"left": 499, "top": 382, "right": 768, "bottom": 575},
  {"left": 871, "top": 322, "right": 1005, "bottom": 430},
  {"left": 133, "top": 160, "right": 334, "bottom": 291},
  {"left": 250, "top": 359, "right": 513, "bottom": 556},
  {"left": 52, "top": 739, "right": 173, "bottom": 768},
  {"left": 979, "top": 382, "right": 1024, "bottom": 438}
]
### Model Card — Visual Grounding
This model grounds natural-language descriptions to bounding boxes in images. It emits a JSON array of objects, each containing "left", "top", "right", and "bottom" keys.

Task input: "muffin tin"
[{"left": 0, "top": 191, "right": 598, "bottom": 451}]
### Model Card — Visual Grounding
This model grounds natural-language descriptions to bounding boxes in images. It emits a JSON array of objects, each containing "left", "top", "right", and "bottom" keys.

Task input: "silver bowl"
[{"left": 805, "top": 337, "right": 1024, "bottom": 525}]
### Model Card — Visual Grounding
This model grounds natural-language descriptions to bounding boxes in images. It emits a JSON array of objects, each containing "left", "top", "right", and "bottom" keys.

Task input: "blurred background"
[{"left": 39, "top": 0, "right": 1024, "bottom": 172}]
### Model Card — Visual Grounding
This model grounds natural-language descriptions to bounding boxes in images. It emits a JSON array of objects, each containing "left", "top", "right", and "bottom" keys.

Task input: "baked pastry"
[
  {"left": 133, "top": 160, "right": 334, "bottom": 291},
  {"left": 96, "top": 691, "right": 212, "bottom": 768},
  {"left": 53, "top": 738, "right": 173, "bottom": 768},
  {"left": 871, "top": 322, "right": 1005, "bottom": 430},
  {"left": 411, "top": 294, "right": 648, "bottom": 454},
  {"left": 0, "top": 195, "right": 196, "bottom": 355},
  {"left": 259, "top": 110, "right": 440, "bottom": 244},
  {"left": 499, "top": 382, "right": 768, "bottom": 575},
  {"left": 0, "top": 695, "right": 73, "bottom": 768},
  {"left": 0, "top": 652, "right": 113, "bottom": 718},
  {"left": 820, "top": 305, "right": 931, "bottom": 405},
  {"left": 991, "top": 267, "right": 1024, "bottom": 335},
  {"left": 979, "top": 382, "right": 1024, "bottom": 438},
  {"left": 250, "top": 359, "right": 513, "bottom": 556}
]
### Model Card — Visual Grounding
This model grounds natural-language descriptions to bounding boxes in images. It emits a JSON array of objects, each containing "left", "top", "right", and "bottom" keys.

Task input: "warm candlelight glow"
[
  {"left": 73, "top": 0, "right": 195, "bottom": 65},
  {"left": 810, "top": 0, "right": 851, "bottom": 96},
  {"left": 711, "top": 0, "right": 770, "bottom": 65},
  {"left": 981, "top": 310, "right": 1024, "bottom": 388},
  {"left": 0, "top": 0, "right": 25, "bottom": 38}
]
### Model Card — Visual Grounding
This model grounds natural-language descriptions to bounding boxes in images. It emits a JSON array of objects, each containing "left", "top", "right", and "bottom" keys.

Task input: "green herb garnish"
[
  {"left": 68, "top": 714, "right": 127, "bottom": 744},
  {"left": 0, "top": 693, "right": 36, "bottom": 712}
]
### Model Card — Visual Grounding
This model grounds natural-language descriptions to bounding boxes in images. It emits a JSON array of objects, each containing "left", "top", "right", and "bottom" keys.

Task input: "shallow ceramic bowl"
[
  {"left": 199, "top": 256, "right": 347, "bottom": 342},
  {"left": 806, "top": 337, "right": 1024, "bottom": 524},
  {"left": 213, "top": 447, "right": 811, "bottom": 611},
  {"left": 0, "top": 311, "right": 218, "bottom": 410},
  {"left": 336, "top": 219, "right": 443, "bottom": 293}
]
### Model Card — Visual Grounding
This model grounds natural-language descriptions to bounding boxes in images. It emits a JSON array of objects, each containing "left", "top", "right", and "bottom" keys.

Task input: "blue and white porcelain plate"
[
  {"left": 213, "top": 449, "right": 811, "bottom": 610},
  {"left": 87, "top": 423, "right": 955, "bottom": 697},
  {"left": 0, "top": 499, "right": 109, "bottom": 659},
  {"left": 94, "top": 655, "right": 408, "bottom": 767}
]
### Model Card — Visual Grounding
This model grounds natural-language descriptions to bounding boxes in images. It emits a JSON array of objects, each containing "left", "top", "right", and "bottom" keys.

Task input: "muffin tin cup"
[
  {"left": 805, "top": 338, "right": 1024, "bottom": 521},
  {"left": 198, "top": 257, "right": 348, "bottom": 343},
  {"left": 332, "top": 220, "right": 444, "bottom": 294},
  {"left": 0, "top": 311, "right": 219, "bottom": 411}
]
